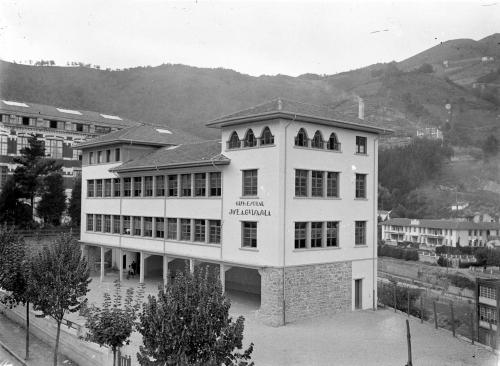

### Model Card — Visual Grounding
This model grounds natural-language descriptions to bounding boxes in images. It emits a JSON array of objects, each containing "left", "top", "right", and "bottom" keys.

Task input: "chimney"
[{"left": 358, "top": 97, "right": 365, "bottom": 120}]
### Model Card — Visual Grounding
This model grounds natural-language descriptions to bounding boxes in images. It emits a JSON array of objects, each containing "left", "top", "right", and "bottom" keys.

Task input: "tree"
[
  {"left": 68, "top": 176, "right": 81, "bottom": 227},
  {"left": 137, "top": 267, "right": 254, "bottom": 366},
  {"left": 28, "top": 234, "right": 90, "bottom": 366},
  {"left": 37, "top": 172, "right": 66, "bottom": 226},
  {"left": 13, "top": 135, "right": 61, "bottom": 221},
  {"left": 0, "top": 176, "right": 32, "bottom": 227},
  {"left": 81, "top": 280, "right": 144, "bottom": 366},
  {"left": 483, "top": 135, "right": 499, "bottom": 159}
]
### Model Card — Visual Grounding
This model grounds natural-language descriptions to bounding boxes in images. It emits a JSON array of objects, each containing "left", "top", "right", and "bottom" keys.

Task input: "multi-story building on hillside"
[
  {"left": 381, "top": 218, "right": 500, "bottom": 247},
  {"left": 79, "top": 98, "right": 389, "bottom": 326},
  {"left": 476, "top": 278, "right": 500, "bottom": 347},
  {"left": 0, "top": 99, "right": 139, "bottom": 191}
]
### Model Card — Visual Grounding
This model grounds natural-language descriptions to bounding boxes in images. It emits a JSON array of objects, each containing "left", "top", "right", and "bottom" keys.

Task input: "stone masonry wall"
[{"left": 258, "top": 267, "right": 284, "bottom": 326}]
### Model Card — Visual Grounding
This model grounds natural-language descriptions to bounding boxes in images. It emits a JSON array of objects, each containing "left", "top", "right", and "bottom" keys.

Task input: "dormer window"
[
  {"left": 327, "top": 133, "right": 340, "bottom": 151},
  {"left": 295, "top": 128, "right": 308, "bottom": 147},
  {"left": 244, "top": 129, "right": 257, "bottom": 148},
  {"left": 260, "top": 127, "right": 274, "bottom": 145},
  {"left": 228, "top": 131, "right": 241, "bottom": 149},
  {"left": 311, "top": 131, "right": 324, "bottom": 149}
]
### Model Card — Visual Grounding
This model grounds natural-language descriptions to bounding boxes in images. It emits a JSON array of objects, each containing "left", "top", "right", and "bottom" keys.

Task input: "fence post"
[
  {"left": 407, "top": 287, "right": 410, "bottom": 317},
  {"left": 470, "top": 312, "right": 474, "bottom": 344},
  {"left": 433, "top": 301, "right": 438, "bottom": 329},
  {"left": 406, "top": 319, "right": 413, "bottom": 366},
  {"left": 394, "top": 285, "right": 397, "bottom": 312},
  {"left": 450, "top": 301, "right": 455, "bottom": 337},
  {"left": 420, "top": 296, "right": 424, "bottom": 323},
  {"left": 127, "top": 355, "right": 131, "bottom": 366}
]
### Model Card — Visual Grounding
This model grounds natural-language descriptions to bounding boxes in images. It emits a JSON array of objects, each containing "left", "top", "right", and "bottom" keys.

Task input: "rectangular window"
[
  {"left": 167, "top": 218, "right": 177, "bottom": 240},
  {"left": 46, "top": 139, "right": 63, "bottom": 159},
  {"left": 480, "top": 286, "right": 497, "bottom": 300},
  {"left": 181, "top": 174, "right": 192, "bottom": 197},
  {"left": 133, "top": 216, "right": 142, "bottom": 236},
  {"left": 87, "top": 180, "right": 95, "bottom": 198},
  {"left": 115, "top": 148, "right": 121, "bottom": 161},
  {"left": 0, "top": 135, "right": 7, "bottom": 155},
  {"left": 209, "top": 172, "right": 222, "bottom": 196},
  {"left": 123, "top": 178, "right": 131, "bottom": 197},
  {"left": 113, "top": 215, "right": 121, "bottom": 234},
  {"left": 104, "top": 179, "right": 112, "bottom": 197},
  {"left": 311, "top": 171, "right": 324, "bottom": 197},
  {"left": 295, "top": 170, "right": 308, "bottom": 197},
  {"left": 311, "top": 222, "right": 323, "bottom": 248},
  {"left": 480, "top": 305, "right": 497, "bottom": 325},
  {"left": 242, "top": 170, "right": 258, "bottom": 196},
  {"left": 194, "top": 173, "right": 206, "bottom": 197},
  {"left": 180, "top": 219, "right": 191, "bottom": 241},
  {"left": 105, "top": 149, "right": 111, "bottom": 163},
  {"left": 122, "top": 216, "right": 131, "bottom": 235},
  {"left": 133, "top": 177, "right": 142, "bottom": 197},
  {"left": 355, "top": 174, "right": 366, "bottom": 199},
  {"left": 208, "top": 220, "right": 221, "bottom": 244},
  {"left": 168, "top": 175, "right": 178, "bottom": 196},
  {"left": 194, "top": 219, "right": 206, "bottom": 242},
  {"left": 155, "top": 218, "right": 165, "bottom": 238},
  {"left": 355, "top": 221, "right": 366, "bottom": 245},
  {"left": 326, "top": 172, "right": 339, "bottom": 198},
  {"left": 86, "top": 214, "right": 94, "bottom": 231},
  {"left": 89, "top": 151, "right": 94, "bottom": 164},
  {"left": 326, "top": 221, "right": 339, "bottom": 247},
  {"left": 17, "top": 136, "right": 29, "bottom": 155},
  {"left": 143, "top": 217, "right": 153, "bottom": 237},
  {"left": 113, "top": 178, "right": 121, "bottom": 197},
  {"left": 144, "top": 176, "right": 153, "bottom": 197},
  {"left": 97, "top": 151, "right": 103, "bottom": 163},
  {"left": 155, "top": 176, "right": 165, "bottom": 196},
  {"left": 356, "top": 136, "right": 367, "bottom": 154},
  {"left": 95, "top": 215, "right": 102, "bottom": 232},
  {"left": 294, "top": 222, "right": 307, "bottom": 249},
  {"left": 96, "top": 179, "right": 103, "bottom": 197},
  {"left": 103, "top": 215, "right": 111, "bottom": 233},
  {"left": 242, "top": 221, "right": 257, "bottom": 248}
]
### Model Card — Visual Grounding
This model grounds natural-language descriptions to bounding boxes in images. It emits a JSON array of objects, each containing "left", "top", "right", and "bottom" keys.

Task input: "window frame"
[
  {"left": 355, "top": 221, "right": 367, "bottom": 246},
  {"left": 355, "top": 173, "right": 367, "bottom": 199},
  {"left": 241, "top": 221, "right": 257, "bottom": 248},
  {"left": 228, "top": 131, "right": 241, "bottom": 149},
  {"left": 260, "top": 127, "right": 275, "bottom": 145},
  {"left": 294, "top": 222, "right": 307, "bottom": 249},
  {"left": 356, "top": 136, "right": 367, "bottom": 154},
  {"left": 242, "top": 169, "right": 258, "bottom": 197}
]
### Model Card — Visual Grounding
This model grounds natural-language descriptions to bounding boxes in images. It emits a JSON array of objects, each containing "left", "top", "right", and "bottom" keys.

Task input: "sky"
[{"left": 0, "top": 0, "right": 498, "bottom": 77}]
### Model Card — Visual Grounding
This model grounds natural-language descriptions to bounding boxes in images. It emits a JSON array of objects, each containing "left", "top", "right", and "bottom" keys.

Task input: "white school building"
[{"left": 79, "top": 98, "right": 389, "bottom": 325}]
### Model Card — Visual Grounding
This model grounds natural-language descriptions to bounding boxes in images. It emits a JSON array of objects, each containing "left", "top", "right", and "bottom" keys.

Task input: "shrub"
[
  {"left": 378, "top": 281, "right": 427, "bottom": 319},
  {"left": 378, "top": 245, "right": 419, "bottom": 261},
  {"left": 447, "top": 274, "right": 475, "bottom": 290}
]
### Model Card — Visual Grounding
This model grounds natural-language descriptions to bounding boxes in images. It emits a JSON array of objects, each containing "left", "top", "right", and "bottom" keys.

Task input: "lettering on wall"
[{"left": 228, "top": 200, "right": 271, "bottom": 217}]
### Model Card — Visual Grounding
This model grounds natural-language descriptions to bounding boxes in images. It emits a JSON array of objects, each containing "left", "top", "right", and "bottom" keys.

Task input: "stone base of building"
[{"left": 258, "top": 261, "right": 352, "bottom": 326}]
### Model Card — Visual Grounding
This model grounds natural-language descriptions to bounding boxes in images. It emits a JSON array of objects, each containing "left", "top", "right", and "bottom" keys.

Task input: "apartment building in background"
[{"left": 79, "top": 98, "right": 389, "bottom": 326}]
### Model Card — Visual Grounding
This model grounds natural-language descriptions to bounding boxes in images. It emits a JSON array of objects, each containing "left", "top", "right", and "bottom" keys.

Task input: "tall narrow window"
[
  {"left": 103, "top": 215, "right": 111, "bottom": 233},
  {"left": 311, "top": 131, "right": 324, "bottom": 149},
  {"left": 180, "top": 219, "right": 191, "bottom": 241},
  {"left": 104, "top": 179, "right": 112, "bottom": 197},
  {"left": 143, "top": 217, "right": 153, "bottom": 237},
  {"left": 144, "top": 176, "right": 153, "bottom": 197},
  {"left": 311, "top": 222, "right": 323, "bottom": 248},
  {"left": 123, "top": 178, "right": 131, "bottom": 197},
  {"left": 242, "top": 170, "right": 258, "bottom": 196},
  {"left": 133, "top": 177, "right": 142, "bottom": 197},
  {"left": 113, "top": 215, "right": 121, "bottom": 234},
  {"left": 295, "top": 170, "right": 308, "bottom": 197},
  {"left": 311, "top": 171, "right": 323, "bottom": 197},
  {"left": 181, "top": 174, "right": 192, "bottom": 197},
  {"left": 355, "top": 174, "right": 366, "bottom": 199},
  {"left": 95, "top": 215, "right": 102, "bottom": 232},
  {"left": 86, "top": 214, "right": 94, "bottom": 231},
  {"left": 294, "top": 222, "right": 307, "bottom": 249},
  {"left": 327, "top": 133, "right": 340, "bottom": 151},
  {"left": 168, "top": 175, "right": 178, "bottom": 196},
  {"left": 194, "top": 219, "right": 206, "bottom": 242},
  {"left": 356, "top": 136, "right": 367, "bottom": 154},
  {"left": 155, "top": 176, "right": 165, "bottom": 196},
  {"left": 326, "top": 221, "right": 339, "bottom": 247},
  {"left": 209, "top": 172, "right": 221, "bottom": 196},
  {"left": 167, "top": 218, "right": 177, "bottom": 240},
  {"left": 133, "top": 216, "right": 142, "bottom": 236},
  {"left": 208, "top": 220, "right": 221, "bottom": 244},
  {"left": 294, "top": 128, "right": 308, "bottom": 147},
  {"left": 228, "top": 131, "right": 240, "bottom": 149},
  {"left": 106, "top": 149, "right": 111, "bottom": 163},
  {"left": 96, "top": 179, "right": 103, "bottom": 197},
  {"left": 260, "top": 127, "right": 274, "bottom": 145},
  {"left": 194, "top": 173, "right": 206, "bottom": 197},
  {"left": 89, "top": 151, "right": 94, "bottom": 164},
  {"left": 87, "top": 180, "right": 95, "bottom": 198},
  {"left": 242, "top": 222, "right": 257, "bottom": 248},
  {"left": 326, "top": 172, "right": 339, "bottom": 198},
  {"left": 97, "top": 151, "right": 103, "bottom": 163},
  {"left": 113, "top": 178, "right": 121, "bottom": 197},
  {"left": 244, "top": 129, "right": 257, "bottom": 147},
  {"left": 122, "top": 216, "right": 131, "bottom": 235},
  {"left": 155, "top": 218, "right": 165, "bottom": 238},
  {"left": 355, "top": 221, "right": 366, "bottom": 245},
  {"left": 115, "top": 148, "right": 120, "bottom": 161}
]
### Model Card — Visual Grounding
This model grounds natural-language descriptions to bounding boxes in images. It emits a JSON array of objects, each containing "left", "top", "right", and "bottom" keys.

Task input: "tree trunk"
[
  {"left": 54, "top": 320, "right": 61, "bottom": 366},
  {"left": 25, "top": 302, "right": 29, "bottom": 360},
  {"left": 113, "top": 347, "right": 116, "bottom": 366}
]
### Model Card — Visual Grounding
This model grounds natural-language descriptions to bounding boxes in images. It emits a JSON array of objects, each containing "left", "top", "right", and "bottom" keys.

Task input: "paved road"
[{"left": 0, "top": 347, "right": 22, "bottom": 366}]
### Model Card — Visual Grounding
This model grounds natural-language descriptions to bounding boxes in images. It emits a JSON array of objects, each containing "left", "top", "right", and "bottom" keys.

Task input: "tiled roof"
[
  {"left": 206, "top": 98, "right": 392, "bottom": 134},
  {"left": 382, "top": 218, "right": 500, "bottom": 230},
  {"left": 113, "top": 140, "right": 229, "bottom": 172},
  {"left": 76, "top": 124, "right": 202, "bottom": 149},
  {"left": 0, "top": 99, "right": 139, "bottom": 128}
]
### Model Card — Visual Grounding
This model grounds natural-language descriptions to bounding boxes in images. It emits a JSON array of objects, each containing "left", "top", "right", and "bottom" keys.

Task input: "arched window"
[
  {"left": 228, "top": 131, "right": 240, "bottom": 149},
  {"left": 327, "top": 133, "right": 340, "bottom": 151},
  {"left": 311, "top": 130, "right": 324, "bottom": 149},
  {"left": 260, "top": 127, "right": 274, "bottom": 145},
  {"left": 244, "top": 129, "right": 257, "bottom": 147},
  {"left": 294, "top": 128, "right": 308, "bottom": 147}
]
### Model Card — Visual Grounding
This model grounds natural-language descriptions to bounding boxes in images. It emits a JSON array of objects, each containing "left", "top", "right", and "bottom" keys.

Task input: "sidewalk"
[{"left": 0, "top": 313, "right": 75, "bottom": 366}]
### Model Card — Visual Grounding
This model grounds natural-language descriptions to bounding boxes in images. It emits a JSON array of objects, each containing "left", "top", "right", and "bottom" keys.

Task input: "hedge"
[{"left": 378, "top": 245, "right": 419, "bottom": 261}]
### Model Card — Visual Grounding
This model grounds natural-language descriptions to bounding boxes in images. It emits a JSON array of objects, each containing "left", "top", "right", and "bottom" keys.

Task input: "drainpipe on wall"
[{"left": 373, "top": 135, "right": 379, "bottom": 310}]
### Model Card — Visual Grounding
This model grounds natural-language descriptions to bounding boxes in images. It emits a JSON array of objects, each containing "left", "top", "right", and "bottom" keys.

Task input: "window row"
[
  {"left": 295, "top": 170, "right": 366, "bottom": 199},
  {"left": 87, "top": 172, "right": 222, "bottom": 198},
  {"left": 0, "top": 113, "right": 98, "bottom": 133},
  {"left": 86, "top": 214, "right": 221, "bottom": 244},
  {"left": 294, "top": 220, "right": 366, "bottom": 249},
  {"left": 479, "top": 305, "right": 497, "bottom": 325},
  {"left": 480, "top": 286, "right": 497, "bottom": 300},
  {"left": 88, "top": 148, "right": 121, "bottom": 164},
  {"left": 227, "top": 127, "right": 275, "bottom": 149},
  {"left": 0, "top": 135, "right": 82, "bottom": 160},
  {"left": 293, "top": 130, "right": 367, "bottom": 154}
]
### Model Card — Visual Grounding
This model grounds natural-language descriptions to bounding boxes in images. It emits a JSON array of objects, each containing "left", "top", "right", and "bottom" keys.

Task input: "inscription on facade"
[{"left": 229, "top": 200, "right": 271, "bottom": 216}]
